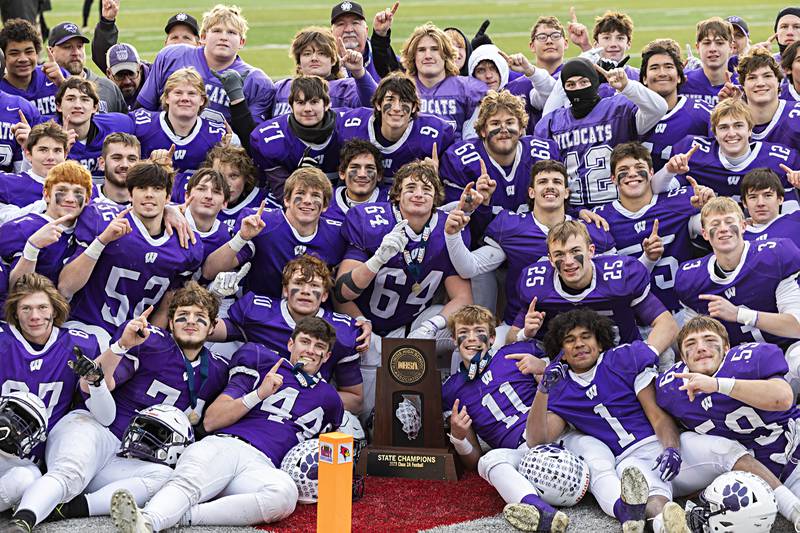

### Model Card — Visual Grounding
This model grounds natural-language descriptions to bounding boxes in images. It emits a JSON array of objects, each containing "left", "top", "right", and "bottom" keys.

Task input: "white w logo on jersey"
[
  {"left": 586, "top": 384, "right": 597, "bottom": 399},
  {"left": 634, "top": 221, "right": 647, "bottom": 233},
  {"left": 701, "top": 396, "right": 713, "bottom": 411},
  {"left": 145, "top": 252, "right": 158, "bottom": 263},
  {"left": 756, "top": 234, "right": 768, "bottom": 241},
  {"left": 294, "top": 245, "right": 307, "bottom": 256},
  {"left": 725, "top": 287, "right": 736, "bottom": 299},
  {"left": 29, "top": 359, "right": 42, "bottom": 371},
  {"left": 505, "top": 185, "right": 515, "bottom": 197},
  {"left": 727, "top": 176, "right": 740, "bottom": 186},
  {"left": 480, "top": 370, "right": 493, "bottom": 385}
]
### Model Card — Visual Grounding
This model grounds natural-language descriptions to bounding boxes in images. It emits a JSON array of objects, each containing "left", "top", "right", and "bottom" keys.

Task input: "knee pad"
[
  {"left": 0, "top": 466, "right": 40, "bottom": 507},
  {"left": 477, "top": 448, "right": 522, "bottom": 480},
  {"left": 140, "top": 464, "right": 174, "bottom": 498},
  {"left": 707, "top": 436, "right": 749, "bottom": 471},
  {"left": 168, "top": 440, "right": 220, "bottom": 500}
]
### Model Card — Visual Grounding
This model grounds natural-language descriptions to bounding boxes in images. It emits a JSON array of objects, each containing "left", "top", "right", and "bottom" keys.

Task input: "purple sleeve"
[
  {"left": 112, "top": 354, "right": 136, "bottom": 386},
  {"left": 244, "top": 70, "right": 275, "bottom": 123},
  {"left": 342, "top": 209, "right": 371, "bottom": 262},
  {"left": 222, "top": 370, "right": 258, "bottom": 398},
  {"left": 334, "top": 359, "right": 363, "bottom": 387},
  {"left": 755, "top": 343, "right": 790, "bottom": 378},
  {"left": 354, "top": 74, "right": 377, "bottom": 107},
  {"left": 633, "top": 292, "right": 669, "bottom": 325},
  {"left": 221, "top": 319, "right": 245, "bottom": 342},
  {"left": 135, "top": 51, "right": 167, "bottom": 110}
]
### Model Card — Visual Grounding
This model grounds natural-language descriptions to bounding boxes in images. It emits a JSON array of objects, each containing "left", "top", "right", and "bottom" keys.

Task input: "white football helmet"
[
  {"left": 0, "top": 391, "right": 48, "bottom": 458},
  {"left": 518, "top": 443, "right": 591, "bottom": 507},
  {"left": 281, "top": 439, "right": 319, "bottom": 503},
  {"left": 687, "top": 471, "right": 777, "bottom": 533},
  {"left": 395, "top": 398, "right": 421, "bottom": 440},
  {"left": 119, "top": 404, "right": 194, "bottom": 466}
]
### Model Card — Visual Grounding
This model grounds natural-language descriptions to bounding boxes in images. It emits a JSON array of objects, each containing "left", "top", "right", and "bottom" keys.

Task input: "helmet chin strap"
[{"left": 461, "top": 334, "right": 492, "bottom": 381}]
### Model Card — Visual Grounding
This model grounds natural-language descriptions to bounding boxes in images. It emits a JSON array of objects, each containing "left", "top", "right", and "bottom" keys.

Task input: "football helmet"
[
  {"left": 281, "top": 439, "right": 320, "bottom": 503},
  {"left": 118, "top": 404, "right": 194, "bottom": 466},
  {"left": 0, "top": 391, "right": 48, "bottom": 458},
  {"left": 686, "top": 471, "right": 777, "bottom": 533},
  {"left": 518, "top": 443, "right": 591, "bottom": 506}
]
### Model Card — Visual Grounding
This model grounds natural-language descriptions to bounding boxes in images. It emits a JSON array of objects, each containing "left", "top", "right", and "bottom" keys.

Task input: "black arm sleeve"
[
  {"left": 91, "top": 16, "right": 118, "bottom": 72},
  {"left": 229, "top": 99, "right": 257, "bottom": 154},
  {"left": 370, "top": 29, "right": 403, "bottom": 78}
]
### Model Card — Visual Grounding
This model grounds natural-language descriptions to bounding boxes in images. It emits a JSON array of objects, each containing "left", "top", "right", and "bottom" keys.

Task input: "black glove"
[
  {"left": 471, "top": 20, "right": 492, "bottom": 49},
  {"left": 597, "top": 56, "right": 630, "bottom": 84},
  {"left": 298, "top": 146, "right": 321, "bottom": 169},
  {"left": 211, "top": 69, "right": 250, "bottom": 102},
  {"left": 68, "top": 346, "right": 104, "bottom": 387}
]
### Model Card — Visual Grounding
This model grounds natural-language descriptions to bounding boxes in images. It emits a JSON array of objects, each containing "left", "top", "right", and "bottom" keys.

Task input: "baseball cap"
[
  {"left": 164, "top": 12, "right": 199, "bottom": 36},
  {"left": 48, "top": 22, "right": 90, "bottom": 47},
  {"left": 726, "top": 16, "right": 750, "bottom": 37},
  {"left": 331, "top": 1, "right": 365, "bottom": 24},
  {"left": 107, "top": 43, "right": 141, "bottom": 75}
]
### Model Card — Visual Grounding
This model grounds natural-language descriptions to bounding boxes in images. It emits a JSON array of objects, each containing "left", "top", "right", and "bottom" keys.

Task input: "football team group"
[{"left": 0, "top": 0, "right": 799, "bottom": 531}]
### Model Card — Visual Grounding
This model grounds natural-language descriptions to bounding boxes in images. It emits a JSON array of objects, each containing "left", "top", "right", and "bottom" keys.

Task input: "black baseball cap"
[
  {"left": 164, "top": 12, "right": 199, "bottom": 36},
  {"left": 726, "top": 16, "right": 750, "bottom": 37},
  {"left": 331, "top": 1, "right": 365, "bottom": 24},
  {"left": 48, "top": 22, "right": 90, "bottom": 47}
]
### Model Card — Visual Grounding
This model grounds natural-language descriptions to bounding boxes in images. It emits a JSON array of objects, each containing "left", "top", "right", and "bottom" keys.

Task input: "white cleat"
[
  {"left": 503, "top": 503, "right": 569, "bottom": 533},
  {"left": 110, "top": 489, "right": 153, "bottom": 533},
  {"left": 662, "top": 501, "right": 690, "bottom": 533},
  {"left": 621, "top": 466, "right": 649, "bottom": 533}
]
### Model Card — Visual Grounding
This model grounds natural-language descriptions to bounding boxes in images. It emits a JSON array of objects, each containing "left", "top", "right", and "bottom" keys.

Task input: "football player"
[
  {"left": 508, "top": 220, "right": 678, "bottom": 360},
  {"left": 659, "top": 99, "right": 800, "bottom": 210},
  {"left": 272, "top": 26, "right": 376, "bottom": 116},
  {"left": 535, "top": 57, "right": 667, "bottom": 207},
  {"left": 0, "top": 18, "right": 60, "bottom": 116},
  {"left": 335, "top": 160, "right": 472, "bottom": 421},
  {"left": 741, "top": 168, "right": 800, "bottom": 244},
  {"left": 136, "top": 4, "right": 275, "bottom": 124},
  {"left": 528, "top": 308, "right": 688, "bottom": 533},
  {"left": 442, "top": 304, "right": 568, "bottom": 532},
  {"left": 0, "top": 122, "right": 67, "bottom": 217},
  {"left": 680, "top": 18, "right": 737, "bottom": 106},
  {"left": 209, "top": 255, "right": 364, "bottom": 413},
  {"left": 323, "top": 139, "right": 389, "bottom": 224},
  {"left": 109, "top": 316, "right": 343, "bottom": 530},
  {"left": 94, "top": 132, "right": 141, "bottom": 206},
  {"left": 526, "top": 16, "right": 567, "bottom": 75},
  {"left": 132, "top": 67, "right": 227, "bottom": 173},
  {"left": 639, "top": 39, "right": 712, "bottom": 171},
  {"left": 657, "top": 315, "right": 800, "bottom": 527},
  {"left": 58, "top": 161, "right": 204, "bottom": 345},
  {"left": 8, "top": 282, "right": 229, "bottom": 530},
  {"left": 0, "top": 161, "right": 91, "bottom": 286},
  {"left": 182, "top": 169, "right": 232, "bottom": 265},
  {"left": 594, "top": 142, "right": 714, "bottom": 321},
  {"left": 203, "top": 167, "right": 343, "bottom": 300},
  {"left": 337, "top": 72, "right": 455, "bottom": 180},
  {"left": 445, "top": 160, "right": 615, "bottom": 345},
  {"left": 397, "top": 23, "right": 487, "bottom": 140},
  {"left": 674, "top": 197, "right": 800, "bottom": 380}
]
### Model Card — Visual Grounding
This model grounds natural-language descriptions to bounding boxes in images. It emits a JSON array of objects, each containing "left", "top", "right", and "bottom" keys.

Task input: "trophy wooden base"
[{"left": 363, "top": 446, "right": 462, "bottom": 481}]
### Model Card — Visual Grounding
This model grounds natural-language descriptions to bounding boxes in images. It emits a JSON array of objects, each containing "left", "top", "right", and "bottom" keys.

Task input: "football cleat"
[
  {"left": 620, "top": 466, "right": 649, "bottom": 533},
  {"left": 110, "top": 489, "right": 152, "bottom": 533},
  {"left": 661, "top": 501, "right": 690, "bottom": 533},
  {"left": 503, "top": 503, "right": 569, "bottom": 533}
]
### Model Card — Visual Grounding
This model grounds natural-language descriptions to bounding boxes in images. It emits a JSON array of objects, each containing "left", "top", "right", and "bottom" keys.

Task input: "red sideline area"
[{"left": 263, "top": 471, "right": 505, "bottom": 532}]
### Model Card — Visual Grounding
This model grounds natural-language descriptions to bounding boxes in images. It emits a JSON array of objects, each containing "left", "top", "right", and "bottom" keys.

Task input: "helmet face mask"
[
  {"left": 119, "top": 405, "right": 194, "bottom": 466},
  {"left": 0, "top": 392, "right": 48, "bottom": 459}
]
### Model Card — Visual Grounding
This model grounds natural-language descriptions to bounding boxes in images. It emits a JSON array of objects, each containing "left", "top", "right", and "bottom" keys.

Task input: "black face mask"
[{"left": 566, "top": 86, "right": 600, "bottom": 119}]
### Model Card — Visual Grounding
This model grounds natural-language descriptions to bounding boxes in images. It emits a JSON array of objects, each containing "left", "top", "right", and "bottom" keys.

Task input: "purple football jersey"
[
  {"left": 272, "top": 77, "right": 366, "bottom": 117},
  {"left": 780, "top": 83, "right": 800, "bottom": 102},
  {"left": 751, "top": 99, "right": 800, "bottom": 152},
  {"left": 640, "top": 96, "right": 712, "bottom": 170},
  {"left": 679, "top": 69, "right": 739, "bottom": 106},
  {"left": 343, "top": 202, "right": 469, "bottom": 335},
  {"left": 0, "top": 92, "right": 40, "bottom": 171},
  {"left": 547, "top": 341, "right": 659, "bottom": 456},
  {"left": 64, "top": 113, "right": 135, "bottom": 178},
  {"left": 67, "top": 203, "right": 204, "bottom": 333},
  {"left": 136, "top": 44, "right": 275, "bottom": 123},
  {"left": 506, "top": 73, "right": 562, "bottom": 135},
  {"left": 0, "top": 324, "right": 101, "bottom": 458},
  {"left": 415, "top": 75, "right": 487, "bottom": 140},
  {"left": 249, "top": 113, "right": 341, "bottom": 199},
  {"left": 108, "top": 324, "right": 230, "bottom": 439},
  {"left": 597, "top": 66, "right": 641, "bottom": 99},
  {"left": 441, "top": 341, "right": 544, "bottom": 450},
  {"left": 185, "top": 209, "right": 233, "bottom": 264},
  {"left": 744, "top": 211, "right": 800, "bottom": 247},
  {"left": 485, "top": 211, "right": 615, "bottom": 324},
  {"left": 336, "top": 107, "right": 455, "bottom": 179},
  {"left": 534, "top": 95, "right": 639, "bottom": 207},
  {"left": 677, "top": 239, "right": 800, "bottom": 346},
  {"left": 593, "top": 187, "right": 699, "bottom": 312},
  {"left": 0, "top": 171, "right": 45, "bottom": 207},
  {"left": 672, "top": 137, "right": 800, "bottom": 210},
  {"left": 0, "top": 67, "right": 59, "bottom": 115},
  {"left": 657, "top": 342, "right": 799, "bottom": 476},
  {"left": 513, "top": 255, "right": 666, "bottom": 344},
  {"left": 225, "top": 293, "right": 362, "bottom": 386},
  {"left": 233, "top": 208, "right": 346, "bottom": 298},
  {"left": 322, "top": 184, "right": 390, "bottom": 225},
  {"left": 221, "top": 342, "right": 344, "bottom": 464},
  {"left": 0, "top": 213, "right": 75, "bottom": 284},
  {"left": 132, "top": 109, "right": 226, "bottom": 173}
]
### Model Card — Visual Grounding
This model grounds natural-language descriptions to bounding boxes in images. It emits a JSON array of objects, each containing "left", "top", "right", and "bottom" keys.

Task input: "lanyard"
[
  {"left": 184, "top": 348, "right": 209, "bottom": 410},
  {"left": 392, "top": 205, "right": 432, "bottom": 286},
  {"left": 292, "top": 361, "right": 318, "bottom": 388}
]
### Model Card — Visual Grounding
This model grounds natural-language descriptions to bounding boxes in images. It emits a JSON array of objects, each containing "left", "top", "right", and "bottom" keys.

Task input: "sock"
[
  {"left": 520, "top": 493, "right": 556, "bottom": 514},
  {"left": 774, "top": 485, "right": 800, "bottom": 522},
  {"left": 54, "top": 495, "right": 89, "bottom": 519},
  {"left": 11, "top": 509, "right": 37, "bottom": 530}
]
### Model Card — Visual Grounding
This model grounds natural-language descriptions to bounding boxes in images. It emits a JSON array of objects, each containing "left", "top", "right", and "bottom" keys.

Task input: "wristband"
[
  {"left": 448, "top": 433, "right": 474, "bottom": 455},
  {"left": 22, "top": 241, "right": 40, "bottom": 261},
  {"left": 428, "top": 314, "right": 447, "bottom": 331},
  {"left": 736, "top": 307, "right": 759, "bottom": 327},
  {"left": 365, "top": 255, "right": 385, "bottom": 274},
  {"left": 717, "top": 377, "right": 736, "bottom": 396},
  {"left": 516, "top": 329, "right": 531, "bottom": 342},
  {"left": 241, "top": 389, "right": 263, "bottom": 410},
  {"left": 109, "top": 341, "right": 127, "bottom": 356},
  {"left": 84, "top": 238, "right": 106, "bottom": 261},
  {"left": 355, "top": 315, "right": 371, "bottom": 324},
  {"left": 228, "top": 232, "right": 248, "bottom": 253}
]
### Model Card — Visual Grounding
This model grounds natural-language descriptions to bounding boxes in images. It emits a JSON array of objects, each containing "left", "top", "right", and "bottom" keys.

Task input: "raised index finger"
[
  {"left": 452, "top": 398, "right": 459, "bottom": 413},
  {"left": 528, "top": 296, "right": 538, "bottom": 313},
  {"left": 140, "top": 305, "right": 155, "bottom": 320},
  {"left": 698, "top": 293, "right": 721, "bottom": 301},
  {"left": 116, "top": 206, "right": 133, "bottom": 219},
  {"left": 431, "top": 143, "right": 438, "bottom": 166},
  {"left": 46, "top": 47, "right": 55, "bottom": 62},
  {"left": 593, "top": 62, "right": 610, "bottom": 79},
  {"left": 269, "top": 359, "right": 283, "bottom": 374},
  {"left": 686, "top": 175, "right": 699, "bottom": 189},
  {"left": 685, "top": 144, "right": 699, "bottom": 160},
  {"left": 17, "top": 110, "right": 28, "bottom": 125},
  {"left": 650, "top": 218, "right": 659, "bottom": 238},
  {"left": 769, "top": 32, "right": 779, "bottom": 43},
  {"left": 337, "top": 36, "right": 348, "bottom": 57},
  {"left": 390, "top": 1, "right": 399, "bottom": 15},
  {"left": 256, "top": 198, "right": 267, "bottom": 218},
  {"left": 780, "top": 163, "right": 794, "bottom": 174},
  {"left": 479, "top": 157, "right": 487, "bottom": 177},
  {"left": 570, "top": 6, "right": 577, "bottom": 23},
  {"left": 498, "top": 49, "right": 512, "bottom": 63}
]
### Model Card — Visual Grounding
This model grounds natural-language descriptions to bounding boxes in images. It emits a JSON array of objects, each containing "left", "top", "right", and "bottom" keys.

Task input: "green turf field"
[{"left": 47, "top": 0, "right": 792, "bottom": 78}]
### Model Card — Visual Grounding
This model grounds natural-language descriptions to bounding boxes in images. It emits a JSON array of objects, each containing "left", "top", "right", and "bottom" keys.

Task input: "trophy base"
[{"left": 363, "top": 446, "right": 461, "bottom": 480}]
